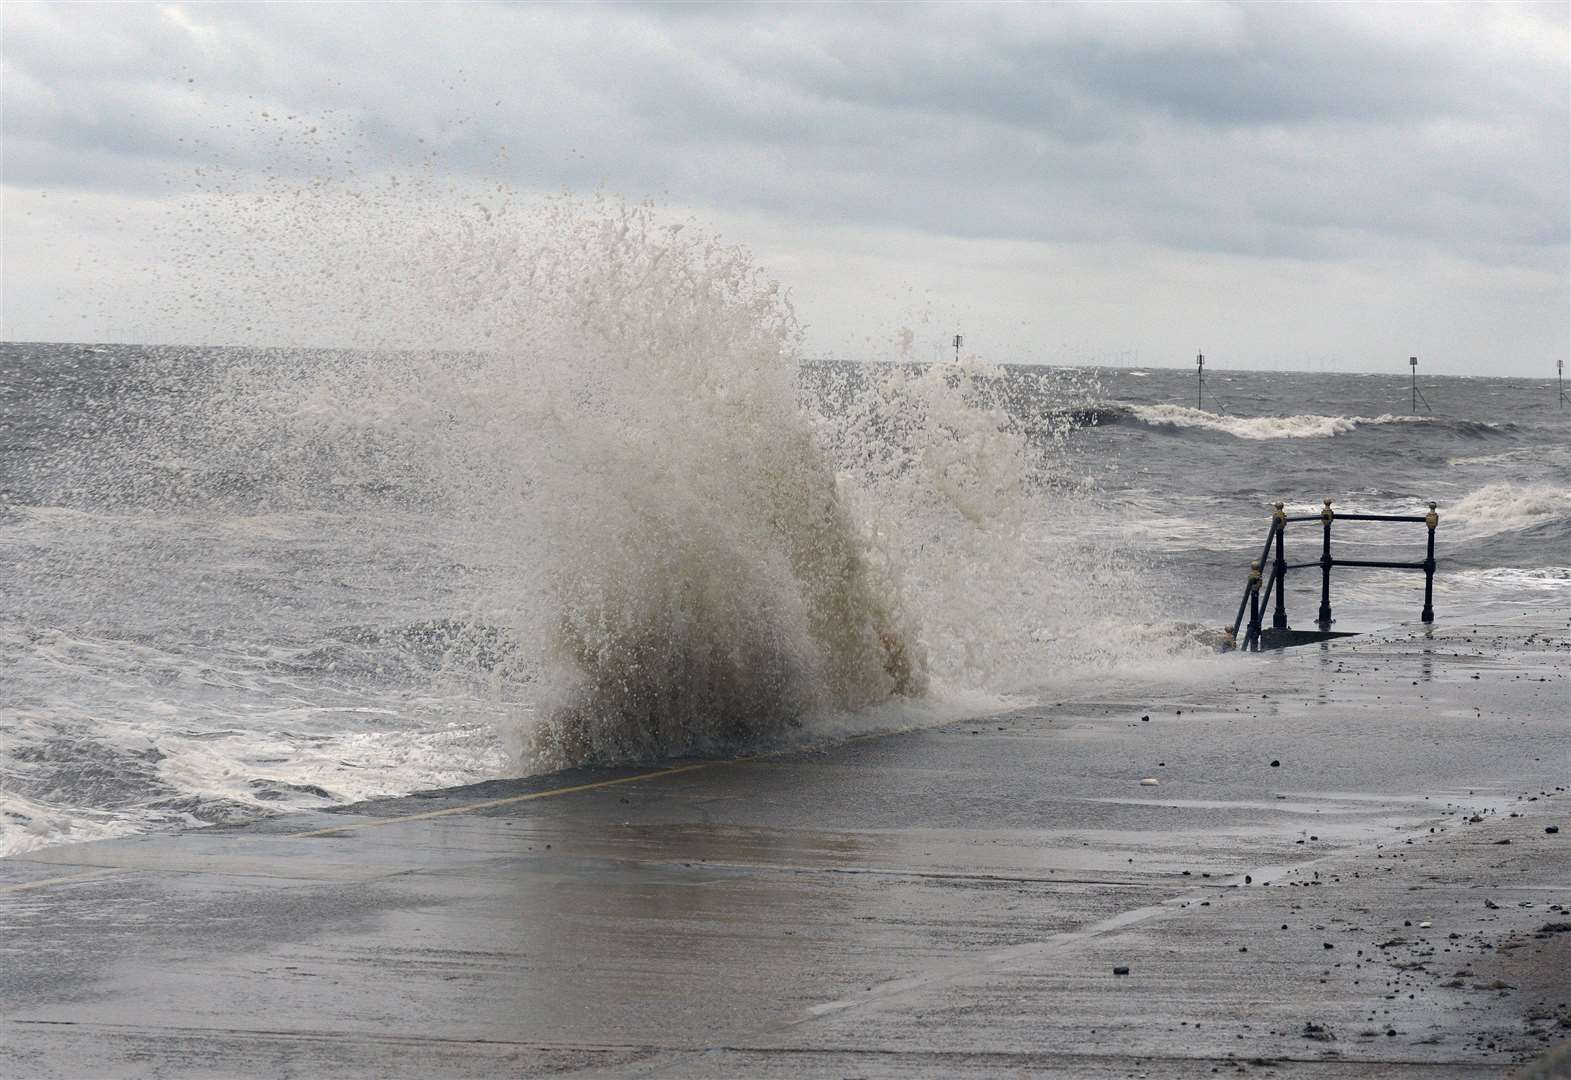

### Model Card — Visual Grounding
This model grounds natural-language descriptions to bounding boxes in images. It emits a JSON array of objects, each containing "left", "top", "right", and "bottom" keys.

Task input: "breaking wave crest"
[
  {"left": 1449, "top": 482, "right": 1568, "bottom": 527},
  {"left": 1128, "top": 405, "right": 1404, "bottom": 439},
  {"left": 1117, "top": 405, "right": 1516, "bottom": 441}
]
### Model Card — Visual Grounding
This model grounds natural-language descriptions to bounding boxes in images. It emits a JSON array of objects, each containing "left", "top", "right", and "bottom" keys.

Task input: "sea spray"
[
  {"left": 498, "top": 201, "right": 930, "bottom": 765},
  {"left": 155, "top": 191, "right": 1091, "bottom": 768},
  {"left": 15, "top": 163, "right": 1162, "bottom": 817}
]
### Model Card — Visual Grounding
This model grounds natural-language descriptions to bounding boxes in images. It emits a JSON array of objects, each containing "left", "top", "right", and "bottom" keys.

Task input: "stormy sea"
[{"left": 2, "top": 206, "right": 1565, "bottom": 858}]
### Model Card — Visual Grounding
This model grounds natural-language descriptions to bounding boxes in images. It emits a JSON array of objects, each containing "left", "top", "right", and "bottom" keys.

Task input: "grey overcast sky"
[{"left": 2, "top": 1, "right": 1567, "bottom": 374}]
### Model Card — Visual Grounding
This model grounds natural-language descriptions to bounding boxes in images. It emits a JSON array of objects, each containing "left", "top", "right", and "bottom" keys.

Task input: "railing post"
[
  {"left": 1271, "top": 502, "right": 1288, "bottom": 630},
  {"left": 1247, "top": 561, "right": 1263, "bottom": 651},
  {"left": 1317, "top": 498, "right": 1334, "bottom": 630},
  {"left": 1422, "top": 502, "right": 1438, "bottom": 622}
]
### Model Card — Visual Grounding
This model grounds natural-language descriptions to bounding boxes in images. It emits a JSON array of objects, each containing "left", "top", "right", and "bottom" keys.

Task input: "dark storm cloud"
[{"left": 3, "top": 1, "right": 1566, "bottom": 268}]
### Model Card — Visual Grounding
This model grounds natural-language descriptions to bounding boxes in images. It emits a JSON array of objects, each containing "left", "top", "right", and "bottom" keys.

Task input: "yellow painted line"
[
  {"left": 292, "top": 761, "right": 720, "bottom": 838},
  {"left": 0, "top": 867, "right": 123, "bottom": 894}
]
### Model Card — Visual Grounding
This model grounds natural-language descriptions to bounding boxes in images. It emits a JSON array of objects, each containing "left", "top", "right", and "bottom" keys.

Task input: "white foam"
[
  {"left": 1448, "top": 482, "right": 1568, "bottom": 527},
  {"left": 1130, "top": 404, "right": 1409, "bottom": 440},
  {"left": 0, "top": 793, "right": 133, "bottom": 858}
]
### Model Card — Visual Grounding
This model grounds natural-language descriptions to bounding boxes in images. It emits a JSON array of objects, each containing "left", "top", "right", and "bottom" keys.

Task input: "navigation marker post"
[
  {"left": 1196, "top": 351, "right": 1205, "bottom": 410},
  {"left": 1408, "top": 356, "right": 1432, "bottom": 413}
]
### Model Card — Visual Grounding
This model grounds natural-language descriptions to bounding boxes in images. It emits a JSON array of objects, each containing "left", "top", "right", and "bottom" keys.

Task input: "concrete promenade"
[{"left": 3, "top": 614, "right": 1567, "bottom": 1078}]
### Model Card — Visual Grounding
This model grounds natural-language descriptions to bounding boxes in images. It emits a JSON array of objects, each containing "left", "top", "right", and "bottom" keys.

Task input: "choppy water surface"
[{"left": 2, "top": 209, "right": 1566, "bottom": 856}]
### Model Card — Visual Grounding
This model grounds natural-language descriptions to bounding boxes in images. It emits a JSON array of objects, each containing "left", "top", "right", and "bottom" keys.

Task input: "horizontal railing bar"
[
  {"left": 1280, "top": 513, "right": 1431, "bottom": 524},
  {"left": 1229, "top": 503, "right": 1441, "bottom": 649},
  {"left": 1331, "top": 513, "right": 1430, "bottom": 523},
  {"left": 1279, "top": 558, "right": 1429, "bottom": 571}
]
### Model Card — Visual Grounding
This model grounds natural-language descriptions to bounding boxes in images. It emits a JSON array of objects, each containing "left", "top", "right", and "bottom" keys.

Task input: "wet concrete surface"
[{"left": 2, "top": 613, "right": 1568, "bottom": 1077}]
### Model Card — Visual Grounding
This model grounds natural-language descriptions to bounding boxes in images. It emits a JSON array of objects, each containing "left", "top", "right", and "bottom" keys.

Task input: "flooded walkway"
[{"left": 3, "top": 615, "right": 1567, "bottom": 1077}]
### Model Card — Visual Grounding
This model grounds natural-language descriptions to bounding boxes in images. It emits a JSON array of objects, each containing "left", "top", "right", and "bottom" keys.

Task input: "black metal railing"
[{"left": 1227, "top": 499, "right": 1439, "bottom": 652}]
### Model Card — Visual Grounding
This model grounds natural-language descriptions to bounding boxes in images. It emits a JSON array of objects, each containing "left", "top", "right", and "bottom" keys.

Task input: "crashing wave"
[
  {"left": 146, "top": 188, "right": 1173, "bottom": 773},
  {"left": 1127, "top": 405, "right": 1406, "bottom": 439},
  {"left": 1118, "top": 405, "right": 1521, "bottom": 440},
  {"left": 1449, "top": 482, "right": 1568, "bottom": 527}
]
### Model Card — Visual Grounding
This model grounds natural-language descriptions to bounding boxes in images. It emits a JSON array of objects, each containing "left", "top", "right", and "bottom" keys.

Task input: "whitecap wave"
[
  {"left": 1129, "top": 404, "right": 1409, "bottom": 440},
  {"left": 1448, "top": 482, "right": 1568, "bottom": 527}
]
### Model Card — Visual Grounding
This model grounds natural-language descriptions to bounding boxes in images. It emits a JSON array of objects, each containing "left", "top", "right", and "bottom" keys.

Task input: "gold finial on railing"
[
  {"left": 1249, "top": 560, "right": 1262, "bottom": 591},
  {"left": 1272, "top": 501, "right": 1286, "bottom": 525},
  {"left": 1425, "top": 501, "right": 1439, "bottom": 529},
  {"left": 1320, "top": 498, "right": 1334, "bottom": 523}
]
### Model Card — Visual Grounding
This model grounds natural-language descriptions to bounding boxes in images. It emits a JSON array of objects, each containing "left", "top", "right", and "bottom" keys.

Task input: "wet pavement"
[{"left": 3, "top": 614, "right": 1568, "bottom": 1078}]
